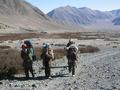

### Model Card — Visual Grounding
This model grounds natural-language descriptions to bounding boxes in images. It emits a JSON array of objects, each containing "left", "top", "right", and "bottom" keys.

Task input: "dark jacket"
[
  {"left": 21, "top": 49, "right": 32, "bottom": 67},
  {"left": 67, "top": 48, "right": 77, "bottom": 63}
]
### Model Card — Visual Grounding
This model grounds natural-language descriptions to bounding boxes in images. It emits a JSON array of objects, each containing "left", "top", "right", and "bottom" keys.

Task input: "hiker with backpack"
[
  {"left": 41, "top": 43, "right": 54, "bottom": 78},
  {"left": 21, "top": 40, "right": 35, "bottom": 79},
  {"left": 66, "top": 40, "right": 78, "bottom": 77}
]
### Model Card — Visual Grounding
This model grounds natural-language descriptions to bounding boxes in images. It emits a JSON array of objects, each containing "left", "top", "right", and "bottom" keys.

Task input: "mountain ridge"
[
  {"left": 0, "top": 0, "right": 77, "bottom": 33},
  {"left": 47, "top": 6, "right": 120, "bottom": 25}
]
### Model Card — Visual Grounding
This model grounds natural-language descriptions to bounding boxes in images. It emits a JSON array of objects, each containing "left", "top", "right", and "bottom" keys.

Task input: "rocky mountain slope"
[
  {"left": 111, "top": 9, "right": 120, "bottom": 16},
  {"left": 0, "top": 0, "right": 76, "bottom": 33},
  {"left": 48, "top": 6, "right": 120, "bottom": 26},
  {"left": 0, "top": 0, "right": 48, "bottom": 18},
  {"left": 112, "top": 16, "right": 120, "bottom": 25}
]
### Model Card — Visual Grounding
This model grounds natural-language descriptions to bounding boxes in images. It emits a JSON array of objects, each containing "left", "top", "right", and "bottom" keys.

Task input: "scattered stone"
[
  {"left": 100, "top": 87, "right": 104, "bottom": 89},
  {"left": 112, "top": 86, "right": 117, "bottom": 89},
  {"left": 74, "top": 87, "right": 78, "bottom": 90},
  {"left": 88, "top": 74, "right": 92, "bottom": 78},
  {"left": 95, "top": 81, "right": 99, "bottom": 84},
  {"left": 21, "top": 84, "right": 25, "bottom": 88},
  {"left": 0, "top": 82, "right": 3, "bottom": 84},
  {"left": 55, "top": 73, "right": 59, "bottom": 76},
  {"left": 45, "top": 84, "right": 48, "bottom": 86},
  {"left": 111, "top": 74, "right": 115, "bottom": 77},
  {"left": 96, "top": 67, "right": 99, "bottom": 69},
  {"left": 14, "top": 85, "right": 18, "bottom": 87},
  {"left": 32, "top": 84, "right": 37, "bottom": 88},
  {"left": 9, "top": 84, "right": 12, "bottom": 87},
  {"left": 82, "top": 65, "right": 86, "bottom": 67},
  {"left": 106, "top": 76, "right": 110, "bottom": 79},
  {"left": 74, "top": 81, "right": 76, "bottom": 84},
  {"left": 106, "top": 88, "right": 112, "bottom": 90},
  {"left": 67, "top": 83, "right": 71, "bottom": 86},
  {"left": 69, "top": 88, "right": 73, "bottom": 90}
]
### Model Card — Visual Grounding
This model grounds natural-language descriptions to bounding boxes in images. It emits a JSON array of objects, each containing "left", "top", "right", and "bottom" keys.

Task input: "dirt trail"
[{"left": 41, "top": 46, "right": 120, "bottom": 90}]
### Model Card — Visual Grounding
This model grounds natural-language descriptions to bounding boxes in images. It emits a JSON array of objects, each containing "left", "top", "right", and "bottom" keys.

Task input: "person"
[
  {"left": 41, "top": 43, "right": 54, "bottom": 78},
  {"left": 66, "top": 40, "right": 78, "bottom": 77},
  {"left": 21, "top": 43, "right": 34, "bottom": 79}
]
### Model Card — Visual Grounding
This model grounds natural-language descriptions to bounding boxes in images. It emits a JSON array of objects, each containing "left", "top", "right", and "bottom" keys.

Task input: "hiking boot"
[
  {"left": 48, "top": 76, "right": 52, "bottom": 79},
  {"left": 72, "top": 75, "right": 75, "bottom": 77}
]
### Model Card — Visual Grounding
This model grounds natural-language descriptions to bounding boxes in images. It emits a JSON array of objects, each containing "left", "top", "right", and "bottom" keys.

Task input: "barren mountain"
[
  {"left": 0, "top": 0, "right": 76, "bottom": 33},
  {"left": 111, "top": 9, "right": 120, "bottom": 16},
  {"left": 111, "top": 9, "right": 120, "bottom": 25},
  {"left": 47, "top": 6, "right": 120, "bottom": 31},
  {"left": 47, "top": 6, "right": 113, "bottom": 25}
]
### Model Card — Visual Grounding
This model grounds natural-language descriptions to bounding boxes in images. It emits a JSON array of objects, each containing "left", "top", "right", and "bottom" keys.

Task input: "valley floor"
[{"left": 0, "top": 38, "right": 120, "bottom": 90}]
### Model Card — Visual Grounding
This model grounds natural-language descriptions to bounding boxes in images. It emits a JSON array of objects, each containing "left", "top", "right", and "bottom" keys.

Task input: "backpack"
[
  {"left": 24, "top": 40, "right": 33, "bottom": 47},
  {"left": 24, "top": 40, "right": 36, "bottom": 61},
  {"left": 67, "top": 44, "right": 78, "bottom": 61},
  {"left": 67, "top": 44, "right": 78, "bottom": 53},
  {"left": 67, "top": 51, "right": 77, "bottom": 63},
  {"left": 41, "top": 45, "right": 54, "bottom": 61}
]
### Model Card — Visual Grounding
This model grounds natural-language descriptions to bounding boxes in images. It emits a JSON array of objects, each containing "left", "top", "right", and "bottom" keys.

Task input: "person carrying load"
[
  {"left": 41, "top": 43, "right": 54, "bottom": 78},
  {"left": 21, "top": 42, "right": 34, "bottom": 79},
  {"left": 66, "top": 40, "right": 78, "bottom": 77}
]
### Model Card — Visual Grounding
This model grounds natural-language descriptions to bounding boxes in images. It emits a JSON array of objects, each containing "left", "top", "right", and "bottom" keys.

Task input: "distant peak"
[
  {"left": 55, "top": 5, "right": 73, "bottom": 11},
  {"left": 79, "top": 7, "right": 90, "bottom": 10},
  {"left": 65, "top": 5, "right": 71, "bottom": 8}
]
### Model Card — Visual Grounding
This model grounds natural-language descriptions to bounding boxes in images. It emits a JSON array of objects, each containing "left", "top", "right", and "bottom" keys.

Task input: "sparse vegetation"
[
  {"left": 35, "top": 46, "right": 100, "bottom": 60},
  {"left": 1, "top": 32, "right": 118, "bottom": 41},
  {"left": 0, "top": 49, "right": 23, "bottom": 79},
  {"left": 0, "top": 45, "right": 11, "bottom": 49},
  {"left": 8, "top": 40, "right": 13, "bottom": 43},
  {"left": 79, "top": 45, "right": 100, "bottom": 53},
  {"left": 54, "top": 49, "right": 66, "bottom": 59}
]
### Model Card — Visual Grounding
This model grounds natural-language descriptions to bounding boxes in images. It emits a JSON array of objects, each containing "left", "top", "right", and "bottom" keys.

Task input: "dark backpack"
[
  {"left": 67, "top": 47, "right": 77, "bottom": 61},
  {"left": 24, "top": 40, "right": 36, "bottom": 61},
  {"left": 24, "top": 40, "right": 32, "bottom": 47}
]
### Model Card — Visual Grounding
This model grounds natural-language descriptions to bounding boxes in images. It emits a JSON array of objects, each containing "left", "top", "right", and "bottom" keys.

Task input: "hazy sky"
[{"left": 26, "top": 0, "right": 120, "bottom": 13}]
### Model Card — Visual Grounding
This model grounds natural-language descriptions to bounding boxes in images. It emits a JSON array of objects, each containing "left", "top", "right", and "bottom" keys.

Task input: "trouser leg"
[
  {"left": 72, "top": 64, "right": 75, "bottom": 75},
  {"left": 45, "top": 61, "right": 51, "bottom": 77},
  {"left": 30, "top": 67, "right": 34, "bottom": 77},
  {"left": 29, "top": 62, "right": 34, "bottom": 78},
  {"left": 68, "top": 62, "right": 72, "bottom": 73},
  {"left": 45, "top": 62, "right": 49, "bottom": 77},
  {"left": 45, "top": 67, "right": 48, "bottom": 77},
  {"left": 48, "top": 66, "right": 51, "bottom": 77},
  {"left": 24, "top": 67, "right": 29, "bottom": 78},
  {"left": 45, "top": 67, "right": 51, "bottom": 77},
  {"left": 69, "top": 65, "right": 71, "bottom": 73}
]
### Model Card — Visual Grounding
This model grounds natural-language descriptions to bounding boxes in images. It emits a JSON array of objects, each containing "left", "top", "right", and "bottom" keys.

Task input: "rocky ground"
[{"left": 0, "top": 38, "right": 120, "bottom": 90}]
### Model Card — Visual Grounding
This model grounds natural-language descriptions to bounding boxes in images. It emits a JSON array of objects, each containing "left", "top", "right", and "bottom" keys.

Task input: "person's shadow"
[
  {"left": 11, "top": 76, "right": 49, "bottom": 81},
  {"left": 52, "top": 73, "right": 71, "bottom": 78},
  {"left": 13, "top": 73, "right": 70, "bottom": 81},
  {"left": 0, "top": 72, "right": 71, "bottom": 81},
  {"left": 0, "top": 76, "right": 48, "bottom": 81}
]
